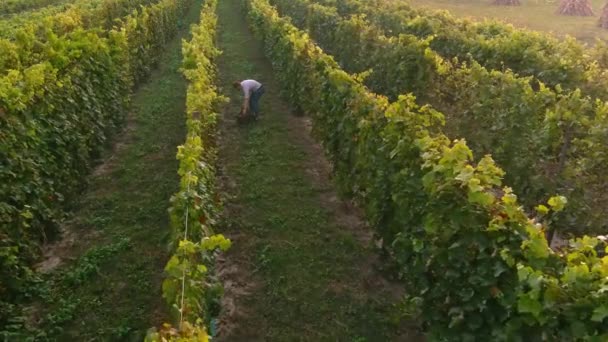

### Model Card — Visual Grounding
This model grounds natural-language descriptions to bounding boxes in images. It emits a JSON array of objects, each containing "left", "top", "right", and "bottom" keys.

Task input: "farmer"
[{"left": 233, "top": 79, "right": 265, "bottom": 120}]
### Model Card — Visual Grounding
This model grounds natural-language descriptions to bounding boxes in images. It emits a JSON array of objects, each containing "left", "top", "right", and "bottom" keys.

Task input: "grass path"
[
  {"left": 21, "top": 2, "right": 204, "bottom": 340},
  {"left": 214, "top": 0, "right": 422, "bottom": 340}
]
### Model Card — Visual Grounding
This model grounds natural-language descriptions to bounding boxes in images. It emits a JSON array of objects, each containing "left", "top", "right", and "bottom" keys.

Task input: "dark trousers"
[{"left": 249, "top": 85, "right": 265, "bottom": 117}]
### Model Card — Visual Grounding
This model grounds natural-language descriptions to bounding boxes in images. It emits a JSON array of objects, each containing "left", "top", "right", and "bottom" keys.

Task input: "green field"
[{"left": 410, "top": 0, "right": 608, "bottom": 43}]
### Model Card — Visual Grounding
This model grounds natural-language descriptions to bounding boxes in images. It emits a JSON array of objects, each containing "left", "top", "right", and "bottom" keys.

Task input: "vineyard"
[{"left": 1, "top": 0, "right": 608, "bottom": 340}]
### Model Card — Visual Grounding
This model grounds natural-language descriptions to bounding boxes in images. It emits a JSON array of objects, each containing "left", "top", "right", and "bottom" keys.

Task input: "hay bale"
[
  {"left": 600, "top": 2, "right": 608, "bottom": 27},
  {"left": 558, "top": 0, "right": 594, "bottom": 16}
]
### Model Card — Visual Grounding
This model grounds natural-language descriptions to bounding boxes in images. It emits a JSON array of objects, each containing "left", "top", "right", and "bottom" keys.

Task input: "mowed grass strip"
[{"left": 214, "top": 0, "right": 422, "bottom": 340}]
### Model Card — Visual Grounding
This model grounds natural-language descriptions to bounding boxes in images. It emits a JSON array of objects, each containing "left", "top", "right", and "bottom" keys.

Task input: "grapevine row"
[
  {"left": 314, "top": 0, "right": 608, "bottom": 101},
  {"left": 0, "top": 0, "right": 163, "bottom": 76},
  {"left": 0, "top": 0, "right": 194, "bottom": 327},
  {"left": 146, "top": 0, "right": 230, "bottom": 340},
  {"left": 0, "top": 0, "right": 166, "bottom": 40},
  {"left": 270, "top": 0, "right": 608, "bottom": 238},
  {"left": 245, "top": 0, "right": 608, "bottom": 339},
  {"left": 0, "top": 0, "right": 70, "bottom": 17}
]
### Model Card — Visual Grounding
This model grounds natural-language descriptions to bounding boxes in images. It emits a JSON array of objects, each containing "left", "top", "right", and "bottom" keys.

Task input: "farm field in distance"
[{"left": 409, "top": 0, "right": 608, "bottom": 43}]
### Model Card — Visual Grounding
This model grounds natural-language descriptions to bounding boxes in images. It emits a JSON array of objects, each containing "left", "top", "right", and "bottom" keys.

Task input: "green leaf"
[
  {"left": 455, "top": 165, "right": 474, "bottom": 183},
  {"left": 424, "top": 216, "right": 439, "bottom": 234},
  {"left": 20, "top": 210, "right": 33, "bottom": 219},
  {"left": 535, "top": 205, "right": 549, "bottom": 216},
  {"left": 178, "top": 240, "right": 198, "bottom": 254},
  {"left": 412, "top": 239, "right": 424, "bottom": 253},
  {"left": 547, "top": 195, "right": 567, "bottom": 212},
  {"left": 164, "top": 255, "right": 182, "bottom": 277},
  {"left": 563, "top": 264, "right": 592, "bottom": 284},
  {"left": 197, "top": 264, "right": 208, "bottom": 274},
  {"left": 517, "top": 294, "right": 542, "bottom": 318},
  {"left": 570, "top": 320, "right": 587, "bottom": 338},
  {"left": 468, "top": 190, "right": 495, "bottom": 206},
  {"left": 493, "top": 262, "right": 508, "bottom": 277},
  {"left": 467, "top": 177, "right": 483, "bottom": 192},
  {"left": 591, "top": 305, "right": 608, "bottom": 322},
  {"left": 502, "top": 193, "right": 517, "bottom": 205},
  {"left": 162, "top": 278, "right": 178, "bottom": 303}
]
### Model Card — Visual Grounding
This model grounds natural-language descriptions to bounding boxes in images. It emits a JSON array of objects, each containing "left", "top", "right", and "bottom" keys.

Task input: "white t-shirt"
[{"left": 241, "top": 79, "right": 262, "bottom": 98}]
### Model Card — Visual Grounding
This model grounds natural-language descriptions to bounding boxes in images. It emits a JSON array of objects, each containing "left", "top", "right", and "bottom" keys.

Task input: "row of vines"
[
  {"left": 316, "top": 0, "right": 608, "bottom": 100},
  {"left": 245, "top": 0, "right": 608, "bottom": 339},
  {"left": 146, "top": 0, "right": 231, "bottom": 340},
  {"left": 270, "top": 0, "right": 608, "bottom": 241},
  {"left": 0, "top": 0, "right": 194, "bottom": 328},
  {"left": 0, "top": 0, "right": 163, "bottom": 38},
  {"left": 0, "top": 0, "right": 70, "bottom": 17}
]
